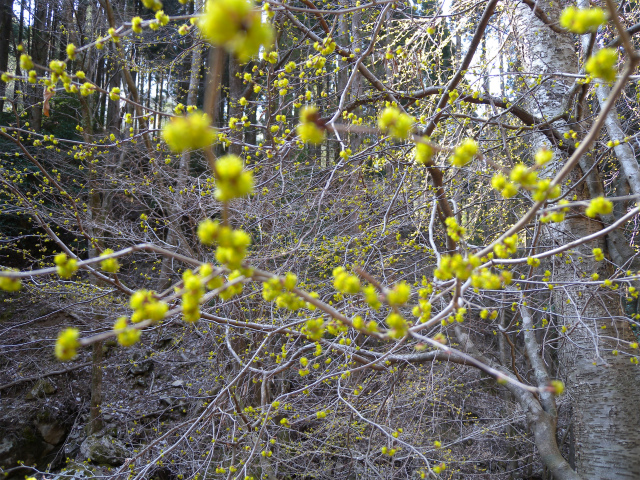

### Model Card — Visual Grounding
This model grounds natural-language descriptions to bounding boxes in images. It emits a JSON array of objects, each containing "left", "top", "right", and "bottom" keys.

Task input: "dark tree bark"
[
  {"left": 228, "top": 56, "right": 244, "bottom": 155},
  {"left": 89, "top": 341, "right": 104, "bottom": 434},
  {"left": 0, "top": 0, "right": 13, "bottom": 112},
  {"left": 29, "top": 0, "right": 49, "bottom": 131}
]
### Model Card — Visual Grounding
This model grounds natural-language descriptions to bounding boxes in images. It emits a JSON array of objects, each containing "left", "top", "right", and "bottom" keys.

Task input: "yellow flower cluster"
[
  {"left": 585, "top": 196, "right": 613, "bottom": 217},
  {"left": 560, "top": 7, "right": 606, "bottom": 34},
  {"left": 296, "top": 106, "right": 325, "bottom": 145},
  {"left": 55, "top": 328, "right": 80, "bottom": 360},
  {"left": 109, "top": 87, "right": 120, "bottom": 101},
  {"left": 412, "top": 299, "right": 432, "bottom": 323},
  {"left": 352, "top": 315, "right": 364, "bottom": 329},
  {"left": 305, "top": 54, "right": 326, "bottom": 72},
  {"left": 386, "top": 312, "right": 408, "bottom": 339},
  {"left": 381, "top": 446, "right": 398, "bottom": 456},
  {"left": 549, "top": 379, "right": 565, "bottom": 395},
  {"left": 162, "top": 112, "right": 216, "bottom": 152},
  {"left": 197, "top": 219, "right": 251, "bottom": 269},
  {"left": 182, "top": 270, "right": 204, "bottom": 323},
  {"left": 49, "top": 60, "right": 65, "bottom": 75},
  {"left": 155, "top": 10, "right": 169, "bottom": 26},
  {"left": 352, "top": 316, "right": 379, "bottom": 333},
  {"left": 435, "top": 254, "right": 481, "bottom": 281},
  {"left": 142, "top": 0, "right": 163, "bottom": 11},
  {"left": 433, "top": 463, "right": 447, "bottom": 474},
  {"left": 213, "top": 270, "right": 242, "bottom": 300},
  {"left": 387, "top": 281, "right": 411, "bottom": 306},
  {"left": 448, "top": 88, "right": 459, "bottom": 104},
  {"left": 494, "top": 234, "right": 518, "bottom": 259},
  {"left": 377, "top": 107, "right": 414, "bottom": 140},
  {"left": 20, "top": 54, "right": 33, "bottom": 70},
  {"left": 445, "top": 217, "right": 465, "bottom": 242},
  {"left": 303, "top": 318, "right": 325, "bottom": 341},
  {"left": 213, "top": 155, "right": 254, "bottom": 202},
  {"left": 527, "top": 257, "right": 541, "bottom": 267},
  {"left": 326, "top": 320, "right": 348, "bottom": 337},
  {"left": 593, "top": 248, "right": 605, "bottom": 261},
  {"left": 532, "top": 179, "right": 561, "bottom": 202},
  {"left": 493, "top": 149, "right": 562, "bottom": 200},
  {"left": 414, "top": 138, "right": 434, "bottom": 165},
  {"left": 480, "top": 309, "right": 498, "bottom": 320},
  {"left": 80, "top": 82, "right": 96, "bottom": 96},
  {"left": 363, "top": 284, "right": 381, "bottom": 310},
  {"left": 198, "top": 0, "right": 274, "bottom": 62},
  {"left": 314, "top": 37, "right": 336, "bottom": 56},
  {"left": 585, "top": 48, "right": 618, "bottom": 83},
  {"left": 132, "top": 16, "right": 143, "bottom": 33},
  {"left": 446, "top": 307, "right": 467, "bottom": 324},
  {"left": 107, "top": 28, "right": 119, "bottom": 43},
  {"left": 54, "top": 253, "right": 78, "bottom": 279},
  {"left": 99, "top": 249, "right": 120, "bottom": 273},
  {"left": 199, "top": 263, "right": 224, "bottom": 290},
  {"left": 263, "top": 273, "right": 305, "bottom": 310},
  {"left": 449, "top": 139, "right": 478, "bottom": 167},
  {"left": 130, "top": 289, "right": 168, "bottom": 322},
  {"left": 0, "top": 270, "right": 21, "bottom": 292},
  {"left": 510, "top": 164, "right": 537, "bottom": 187},
  {"left": 471, "top": 268, "right": 512, "bottom": 290},
  {"left": 535, "top": 147, "right": 553, "bottom": 165},
  {"left": 197, "top": 218, "right": 226, "bottom": 245},
  {"left": 114, "top": 317, "right": 141, "bottom": 346},
  {"left": 263, "top": 51, "right": 278, "bottom": 64},
  {"left": 66, "top": 43, "right": 76, "bottom": 59},
  {"left": 333, "top": 267, "right": 361, "bottom": 294},
  {"left": 491, "top": 173, "right": 518, "bottom": 198},
  {"left": 541, "top": 200, "right": 570, "bottom": 223}
]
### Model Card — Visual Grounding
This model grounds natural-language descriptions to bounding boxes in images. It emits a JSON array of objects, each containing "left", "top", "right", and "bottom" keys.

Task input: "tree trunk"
[
  {"left": 29, "top": 0, "right": 48, "bottom": 131},
  {"left": 89, "top": 341, "right": 104, "bottom": 434},
  {"left": 228, "top": 56, "right": 243, "bottom": 155},
  {"left": 0, "top": 0, "right": 13, "bottom": 112},
  {"left": 158, "top": 39, "right": 204, "bottom": 290},
  {"left": 105, "top": 55, "right": 121, "bottom": 134},
  {"left": 514, "top": 3, "right": 640, "bottom": 478}
]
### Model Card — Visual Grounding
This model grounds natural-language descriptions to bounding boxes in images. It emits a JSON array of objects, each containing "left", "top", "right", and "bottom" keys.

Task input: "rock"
[
  {"left": 36, "top": 421, "right": 66, "bottom": 445},
  {"left": 0, "top": 427, "right": 49, "bottom": 468},
  {"left": 26, "top": 379, "right": 57, "bottom": 399},
  {"left": 49, "top": 461, "right": 96, "bottom": 479},
  {"left": 129, "top": 360, "right": 152, "bottom": 376},
  {"left": 63, "top": 428, "right": 83, "bottom": 458},
  {"left": 80, "top": 434, "right": 128, "bottom": 466},
  {"left": 154, "top": 336, "right": 174, "bottom": 348},
  {"left": 0, "top": 436, "right": 17, "bottom": 464},
  {"left": 171, "top": 380, "right": 183, "bottom": 387},
  {"left": 134, "top": 377, "right": 147, "bottom": 387}
]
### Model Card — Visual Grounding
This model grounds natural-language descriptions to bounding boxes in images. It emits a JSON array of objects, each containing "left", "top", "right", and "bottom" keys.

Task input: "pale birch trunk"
[{"left": 514, "top": 3, "right": 640, "bottom": 478}]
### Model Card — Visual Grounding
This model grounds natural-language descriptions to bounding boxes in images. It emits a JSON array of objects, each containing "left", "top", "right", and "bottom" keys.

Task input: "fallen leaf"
[{"left": 43, "top": 88, "right": 55, "bottom": 117}]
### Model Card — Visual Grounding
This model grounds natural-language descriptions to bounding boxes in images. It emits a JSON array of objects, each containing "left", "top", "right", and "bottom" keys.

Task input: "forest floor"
[{"left": 0, "top": 290, "right": 220, "bottom": 480}]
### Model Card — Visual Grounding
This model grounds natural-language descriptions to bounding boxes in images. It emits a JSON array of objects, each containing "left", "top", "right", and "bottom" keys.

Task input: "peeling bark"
[{"left": 514, "top": 2, "right": 640, "bottom": 478}]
